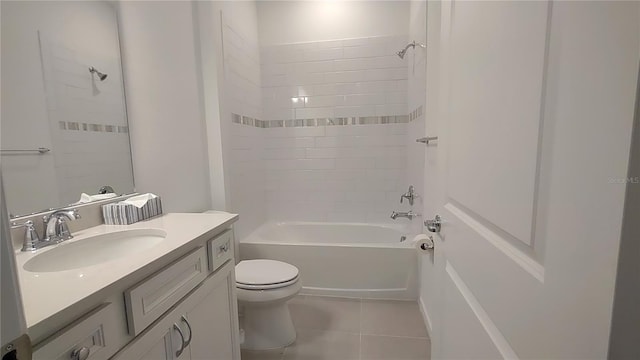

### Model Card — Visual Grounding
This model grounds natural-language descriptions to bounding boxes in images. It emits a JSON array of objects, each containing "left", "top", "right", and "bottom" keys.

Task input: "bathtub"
[{"left": 239, "top": 222, "right": 418, "bottom": 300}]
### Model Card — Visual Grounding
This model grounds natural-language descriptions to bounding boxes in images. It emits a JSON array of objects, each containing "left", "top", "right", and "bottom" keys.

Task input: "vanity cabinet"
[
  {"left": 124, "top": 247, "right": 209, "bottom": 336},
  {"left": 112, "top": 260, "right": 239, "bottom": 360},
  {"left": 30, "top": 224, "right": 240, "bottom": 360},
  {"left": 32, "top": 303, "right": 121, "bottom": 360}
]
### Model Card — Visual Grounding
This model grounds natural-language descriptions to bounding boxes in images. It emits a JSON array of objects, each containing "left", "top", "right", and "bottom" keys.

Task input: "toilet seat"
[
  {"left": 236, "top": 277, "right": 299, "bottom": 290},
  {"left": 236, "top": 259, "right": 299, "bottom": 290}
]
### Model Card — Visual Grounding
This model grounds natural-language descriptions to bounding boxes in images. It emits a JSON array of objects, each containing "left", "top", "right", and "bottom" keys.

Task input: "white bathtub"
[{"left": 239, "top": 222, "right": 418, "bottom": 300}]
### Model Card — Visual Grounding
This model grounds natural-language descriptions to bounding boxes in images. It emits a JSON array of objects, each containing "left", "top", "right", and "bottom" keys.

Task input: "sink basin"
[{"left": 23, "top": 229, "right": 167, "bottom": 272}]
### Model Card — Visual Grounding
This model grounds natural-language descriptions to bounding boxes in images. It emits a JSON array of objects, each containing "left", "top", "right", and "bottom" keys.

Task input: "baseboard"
[{"left": 419, "top": 296, "right": 433, "bottom": 338}]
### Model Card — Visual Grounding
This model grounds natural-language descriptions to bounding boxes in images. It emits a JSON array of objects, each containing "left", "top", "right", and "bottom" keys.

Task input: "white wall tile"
[
  {"left": 264, "top": 136, "right": 315, "bottom": 148},
  {"left": 265, "top": 158, "right": 335, "bottom": 170},
  {"left": 335, "top": 158, "right": 375, "bottom": 169},
  {"left": 264, "top": 147, "right": 306, "bottom": 159},
  {"left": 261, "top": 35, "right": 409, "bottom": 121},
  {"left": 258, "top": 35, "right": 411, "bottom": 224},
  {"left": 264, "top": 126, "right": 326, "bottom": 137}
]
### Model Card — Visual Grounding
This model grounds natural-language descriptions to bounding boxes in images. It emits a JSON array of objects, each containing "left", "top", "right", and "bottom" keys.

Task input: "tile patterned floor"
[{"left": 241, "top": 295, "right": 430, "bottom": 360}]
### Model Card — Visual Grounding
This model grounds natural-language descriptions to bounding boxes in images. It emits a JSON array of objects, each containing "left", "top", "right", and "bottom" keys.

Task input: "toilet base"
[{"left": 241, "top": 301, "right": 297, "bottom": 350}]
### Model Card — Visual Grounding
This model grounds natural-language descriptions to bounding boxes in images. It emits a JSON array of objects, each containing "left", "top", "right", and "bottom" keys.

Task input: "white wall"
[
  {"left": 118, "top": 1, "right": 211, "bottom": 213},
  {"left": 222, "top": 5, "right": 267, "bottom": 240},
  {"left": 1, "top": 1, "right": 133, "bottom": 215},
  {"left": 195, "top": 1, "right": 267, "bottom": 240},
  {"left": 257, "top": 0, "right": 410, "bottom": 45}
]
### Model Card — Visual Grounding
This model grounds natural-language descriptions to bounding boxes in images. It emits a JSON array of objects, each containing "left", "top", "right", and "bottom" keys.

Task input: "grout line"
[{"left": 360, "top": 333, "right": 431, "bottom": 340}]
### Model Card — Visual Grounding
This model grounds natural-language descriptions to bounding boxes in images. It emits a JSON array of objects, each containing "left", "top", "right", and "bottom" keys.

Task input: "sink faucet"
[
  {"left": 390, "top": 210, "right": 420, "bottom": 220},
  {"left": 16, "top": 208, "right": 80, "bottom": 252},
  {"left": 43, "top": 208, "right": 81, "bottom": 243}
]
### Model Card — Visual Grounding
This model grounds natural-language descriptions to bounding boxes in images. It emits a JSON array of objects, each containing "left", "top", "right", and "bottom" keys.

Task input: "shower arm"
[{"left": 397, "top": 41, "right": 426, "bottom": 59}]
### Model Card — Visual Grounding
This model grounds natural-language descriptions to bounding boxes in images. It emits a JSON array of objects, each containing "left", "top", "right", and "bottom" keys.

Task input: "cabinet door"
[
  {"left": 134, "top": 331, "right": 174, "bottom": 360},
  {"left": 185, "top": 266, "right": 239, "bottom": 360},
  {"left": 113, "top": 261, "right": 239, "bottom": 360},
  {"left": 112, "top": 327, "right": 176, "bottom": 360}
]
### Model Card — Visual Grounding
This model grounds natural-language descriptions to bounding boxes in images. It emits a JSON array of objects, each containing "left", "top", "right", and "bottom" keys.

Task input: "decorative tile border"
[
  {"left": 409, "top": 105, "right": 424, "bottom": 121},
  {"left": 232, "top": 113, "right": 412, "bottom": 129},
  {"left": 59, "top": 121, "right": 128, "bottom": 134},
  {"left": 232, "top": 105, "right": 424, "bottom": 129}
]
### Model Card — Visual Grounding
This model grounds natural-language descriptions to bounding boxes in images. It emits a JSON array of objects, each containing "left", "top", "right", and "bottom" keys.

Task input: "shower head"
[
  {"left": 396, "top": 41, "right": 426, "bottom": 59},
  {"left": 89, "top": 66, "right": 108, "bottom": 81}
]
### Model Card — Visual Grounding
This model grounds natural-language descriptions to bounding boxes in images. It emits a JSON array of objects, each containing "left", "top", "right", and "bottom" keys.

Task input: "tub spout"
[{"left": 390, "top": 211, "right": 420, "bottom": 220}]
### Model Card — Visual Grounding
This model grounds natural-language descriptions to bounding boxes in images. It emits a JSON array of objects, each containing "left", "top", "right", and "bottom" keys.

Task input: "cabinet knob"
[{"left": 70, "top": 346, "right": 90, "bottom": 360}]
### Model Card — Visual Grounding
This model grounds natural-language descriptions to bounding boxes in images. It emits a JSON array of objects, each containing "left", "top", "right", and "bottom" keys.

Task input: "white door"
[
  {"left": 1, "top": 173, "right": 31, "bottom": 358},
  {"left": 425, "top": 1, "right": 640, "bottom": 359}
]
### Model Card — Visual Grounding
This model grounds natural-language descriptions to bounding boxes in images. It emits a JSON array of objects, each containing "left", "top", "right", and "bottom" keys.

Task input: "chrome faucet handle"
[
  {"left": 98, "top": 185, "right": 114, "bottom": 194},
  {"left": 400, "top": 185, "right": 417, "bottom": 206},
  {"left": 43, "top": 209, "right": 80, "bottom": 241},
  {"left": 406, "top": 211, "right": 420, "bottom": 220},
  {"left": 16, "top": 220, "right": 41, "bottom": 252}
]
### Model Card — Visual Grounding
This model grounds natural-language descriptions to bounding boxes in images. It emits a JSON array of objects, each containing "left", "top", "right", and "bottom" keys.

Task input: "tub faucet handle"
[{"left": 400, "top": 185, "right": 417, "bottom": 206}]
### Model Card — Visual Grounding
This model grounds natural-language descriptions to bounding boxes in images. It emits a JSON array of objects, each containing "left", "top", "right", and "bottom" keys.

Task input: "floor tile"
[
  {"left": 289, "top": 296, "right": 361, "bottom": 333},
  {"left": 361, "top": 300, "right": 428, "bottom": 338},
  {"left": 241, "top": 348, "right": 285, "bottom": 360},
  {"left": 283, "top": 330, "right": 360, "bottom": 360},
  {"left": 361, "top": 335, "right": 430, "bottom": 360}
]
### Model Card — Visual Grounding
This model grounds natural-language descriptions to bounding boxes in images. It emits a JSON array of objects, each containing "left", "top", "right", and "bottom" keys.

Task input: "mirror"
[{"left": 1, "top": 1, "right": 135, "bottom": 217}]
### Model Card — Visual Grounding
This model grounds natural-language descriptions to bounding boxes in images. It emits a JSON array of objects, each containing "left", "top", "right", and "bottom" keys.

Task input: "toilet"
[{"left": 235, "top": 259, "right": 301, "bottom": 350}]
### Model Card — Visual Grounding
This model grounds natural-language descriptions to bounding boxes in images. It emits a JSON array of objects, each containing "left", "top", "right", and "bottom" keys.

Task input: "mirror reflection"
[{"left": 1, "top": 0, "right": 135, "bottom": 217}]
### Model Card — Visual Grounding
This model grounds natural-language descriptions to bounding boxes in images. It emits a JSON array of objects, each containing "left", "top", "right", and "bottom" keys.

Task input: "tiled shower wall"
[
  {"left": 263, "top": 124, "right": 409, "bottom": 223},
  {"left": 221, "top": 14, "right": 266, "bottom": 239},
  {"left": 226, "top": 35, "right": 415, "bottom": 231},
  {"left": 261, "top": 36, "right": 409, "bottom": 121},
  {"left": 257, "top": 36, "right": 411, "bottom": 224},
  {"left": 406, "top": 0, "right": 428, "bottom": 236}
]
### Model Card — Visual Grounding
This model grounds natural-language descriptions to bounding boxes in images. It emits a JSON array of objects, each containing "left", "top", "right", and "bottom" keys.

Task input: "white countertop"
[{"left": 14, "top": 212, "right": 238, "bottom": 328}]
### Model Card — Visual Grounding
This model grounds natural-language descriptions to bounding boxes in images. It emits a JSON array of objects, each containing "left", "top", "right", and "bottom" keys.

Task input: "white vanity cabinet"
[
  {"left": 113, "top": 260, "right": 239, "bottom": 360},
  {"left": 30, "top": 223, "right": 240, "bottom": 360},
  {"left": 112, "top": 230, "right": 240, "bottom": 360}
]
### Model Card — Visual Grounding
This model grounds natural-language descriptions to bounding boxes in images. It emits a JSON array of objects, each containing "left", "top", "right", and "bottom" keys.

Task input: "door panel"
[
  {"left": 448, "top": 1, "right": 549, "bottom": 245},
  {"left": 139, "top": 333, "right": 173, "bottom": 360},
  {"left": 440, "top": 264, "right": 506, "bottom": 360},
  {"left": 430, "top": 1, "right": 640, "bottom": 359}
]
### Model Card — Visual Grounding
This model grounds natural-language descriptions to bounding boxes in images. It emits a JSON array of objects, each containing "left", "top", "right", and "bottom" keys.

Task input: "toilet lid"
[{"left": 235, "top": 259, "right": 299, "bottom": 286}]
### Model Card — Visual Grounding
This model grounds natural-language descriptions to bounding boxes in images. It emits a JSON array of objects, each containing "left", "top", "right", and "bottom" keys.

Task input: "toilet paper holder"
[
  {"left": 421, "top": 236, "right": 434, "bottom": 250},
  {"left": 424, "top": 215, "right": 442, "bottom": 233}
]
